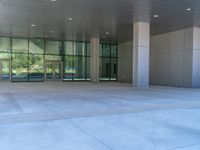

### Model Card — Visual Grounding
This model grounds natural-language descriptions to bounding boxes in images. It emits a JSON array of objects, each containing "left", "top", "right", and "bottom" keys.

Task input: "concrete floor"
[{"left": 0, "top": 82, "right": 200, "bottom": 150}]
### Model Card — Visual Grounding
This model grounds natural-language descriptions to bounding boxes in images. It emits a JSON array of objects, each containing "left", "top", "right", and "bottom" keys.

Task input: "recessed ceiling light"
[
  {"left": 186, "top": 8, "right": 192, "bottom": 11},
  {"left": 105, "top": 32, "right": 110, "bottom": 35},
  {"left": 68, "top": 17, "right": 73, "bottom": 21},
  {"left": 153, "top": 15, "right": 159, "bottom": 18},
  {"left": 50, "top": 30, "right": 54, "bottom": 33},
  {"left": 31, "top": 24, "right": 36, "bottom": 27},
  {"left": 50, "top": 0, "right": 56, "bottom": 2}
]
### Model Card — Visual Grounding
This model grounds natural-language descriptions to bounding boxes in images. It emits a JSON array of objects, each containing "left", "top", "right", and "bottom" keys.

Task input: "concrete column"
[
  {"left": 90, "top": 37, "right": 100, "bottom": 82},
  {"left": 192, "top": 27, "right": 200, "bottom": 88},
  {"left": 132, "top": 22, "right": 150, "bottom": 88}
]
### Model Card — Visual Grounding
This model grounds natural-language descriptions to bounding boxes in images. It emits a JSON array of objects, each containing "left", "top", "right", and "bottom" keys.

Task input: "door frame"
[
  {"left": 44, "top": 60, "right": 63, "bottom": 81},
  {"left": 0, "top": 59, "right": 11, "bottom": 82}
]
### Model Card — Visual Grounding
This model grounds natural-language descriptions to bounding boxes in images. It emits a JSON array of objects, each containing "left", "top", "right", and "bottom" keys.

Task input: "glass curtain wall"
[
  {"left": 63, "top": 41, "right": 90, "bottom": 81},
  {"left": 0, "top": 36, "right": 118, "bottom": 82},
  {"left": 100, "top": 43, "right": 117, "bottom": 81}
]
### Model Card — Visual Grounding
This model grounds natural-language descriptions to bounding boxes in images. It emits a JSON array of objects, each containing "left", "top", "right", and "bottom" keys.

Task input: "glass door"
[
  {"left": 45, "top": 61, "right": 63, "bottom": 80},
  {"left": 46, "top": 63, "right": 54, "bottom": 80},
  {"left": 0, "top": 60, "right": 11, "bottom": 81},
  {"left": 54, "top": 62, "right": 62, "bottom": 79}
]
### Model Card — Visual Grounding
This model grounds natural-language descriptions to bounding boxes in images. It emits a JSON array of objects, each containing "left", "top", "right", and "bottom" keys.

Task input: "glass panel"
[
  {"left": 29, "top": 39, "right": 44, "bottom": 54},
  {"left": 12, "top": 39, "right": 28, "bottom": 81},
  {"left": 54, "top": 63, "right": 62, "bottom": 79},
  {"left": 12, "top": 53, "right": 28, "bottom": 81},
  {"left": 101, "top": 44, "right": 110, "bottom": 57},
  {"left": 0, "top": 52, "right": 11, "bottom": 59},
  {"left": 0, "top": 61, "right": 10, "bottom": 81},
  {"left": 45, "top": 55, "right": 62, "bottom": 61},
  {"left": 64, "top": 41, "right": 74, "bottom": 55},
  {"left": 45, "top": 41, "right": 62, "bottom": 54},
  {"left": 12, "top": 39, "right": 28, "bottom": 53},
  {"left": 111, "top": 58, "right": 117, "bottom": 80},
  {"left": 29, "top": 39, "right": 44, "bottom": 81},
  {"left": 99, "top": 44, "right": 102, "bottom": 57},
  {"left": 64, "top": 56, "right": 73, "bottom": 80},
  {"left": 111, "top": 44, "right": 117, "bottom": 57},
  {"left": 0, "top": 37, "right": 10, "bottom": 52},
  {"left": 86, "top": 43, "right": 90, "bottom": 56},
  {"left": 29, "top": 54, "right": 44, "bottom": 81},
  {"left": 100, "top": 43, "right": 118, "bottom": 81},
  {"left": 86, "top": 57, "right": 90, "bottom": 80},
  {"left": 75, "top": 42, "right": 85, "bottom": 56},
  {"left": 74, "top": 56, "right": 85, "bottom": 80},
  {"left": 100, "top": 58, "right": 110, "bottom": 80},
  {"left": 46, "top": 63, "right": 54, "bottom": 79}
]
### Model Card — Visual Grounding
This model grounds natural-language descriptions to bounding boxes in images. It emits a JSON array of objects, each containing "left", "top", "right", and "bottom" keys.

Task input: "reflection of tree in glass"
[
  {"left": 29, "top": 54, "right": 44, "bottom": 73},
  {"left": 12, "top": 54, "right": 28, "bottom": 76},
  {"left": 12, "top": 54, "right": 44, "bottom": 76},
  {"left": 65, "top": 56, "right": 74, "bottom": 73}
]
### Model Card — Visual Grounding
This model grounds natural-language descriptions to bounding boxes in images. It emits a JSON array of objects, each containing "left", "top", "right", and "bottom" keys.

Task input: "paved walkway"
[{"left": 0, "top": 82, "right": 199, "bottom": 150}]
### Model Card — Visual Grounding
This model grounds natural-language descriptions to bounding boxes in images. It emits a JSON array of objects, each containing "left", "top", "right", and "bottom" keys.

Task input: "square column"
[
  {"left": 90, "top": 37, "right": 100, "bottom": 82},
  {"left": 192, "top": 27, "right": 200, "bottom": 88},
  {"left": 133, "top": 22, "right": 150, "bottom": 88}
]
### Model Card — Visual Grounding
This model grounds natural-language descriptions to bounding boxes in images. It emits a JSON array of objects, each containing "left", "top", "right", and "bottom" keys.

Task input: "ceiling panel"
[{"left": 0, "top": 0, "right": 199, "bottom": 42}]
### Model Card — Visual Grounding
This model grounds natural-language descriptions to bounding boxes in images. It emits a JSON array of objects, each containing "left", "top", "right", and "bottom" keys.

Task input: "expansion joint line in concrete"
[{"left": 68, "top": 120, "right": 113, "bottom": 150}]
